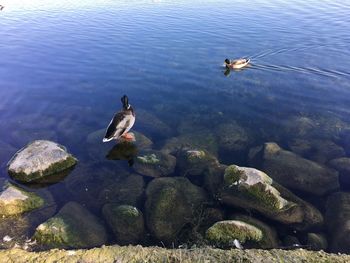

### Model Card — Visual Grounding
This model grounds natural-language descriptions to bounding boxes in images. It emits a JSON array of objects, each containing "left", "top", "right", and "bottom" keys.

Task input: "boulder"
[
  {"left": 288, "top": 139, "right": 345, "bottom": 164},
  {"left": 33, "top": 201, "right": 107, "bottom": 249},
  {"left": 249, "top": 142, "right": 339, "bottom": 195},
  {"left": 176, "top": 149, "right": 219, "bottom": 177},
  {"left": 219, "top": 165, "right": 323, "bottom": 229},
  {"left": 7, "top": 140, "right": 77, "bottom": 183},
  {"left": 133, "top": 150, "right": 176, "bottom": 178},
  {"left": 229, "top": 214, "right": 279, "bottom": 248},
  {"left": 145, "top": 177, "right": 207, "bottom": 243},
  {"left": 206, "top": 220, "right": 263, "bottom": 247},
  {"left": 328, "top": 158, "right": 350, "bottom": 188},
  {"left": 325, "top": 192, "right": 350, "bottom": 253},
  {"left": 161, "top": 130, "right": 219, "bottom": 157},
  {"left": 136, "top": 109, "right": 172, "bottom": 137},
  {"left": 307, "top": 233, "right": 328, "bottom": 251},
  {"left": 98, "top": 174, "right": 145, "bottom": 207},
  {"left": 0, "top": 183, "right": 44, "bottom": 217},
  {"left": 102, "top": 204, "right": 144, "bottom": 245}
]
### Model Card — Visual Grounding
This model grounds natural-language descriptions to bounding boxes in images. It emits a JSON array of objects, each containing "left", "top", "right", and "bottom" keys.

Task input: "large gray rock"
[
  {"left": 219, "top": 165, "right": 323, "bottom": 230},
  {"left": 33, "top": 201, "right": 107, "bottom": 249},
  {"left": 102, "top": 204, "right": 144, "bottom": 245},
  {"left": 216, "top": 122, "right": 250, "bottom": 153},
  {"left": 307, "top": 233, "right": 328, "bottom": 251},
  {"left": 145, "top": 177, "right": 207, "bottom": 243},
  {"left": 133, "top": 150, "right": 176, "bottom": 178},
  {"left": 7, "top": 140, "right": 77, "bottom": 183},
  {"left": 249, "top": 142, "right": 339, "bottom": 195},
  {"left": 325, "top": 192, "right": 350, "bottom": 253}
]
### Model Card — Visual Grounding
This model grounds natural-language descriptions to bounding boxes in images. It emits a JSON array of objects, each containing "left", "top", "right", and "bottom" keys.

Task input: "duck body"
[
  {"left": 225, "top": 58, "right": 250, "bottom": 69},
  {"left": 103, "top": 95, "right": 135, "bottom": 142}
]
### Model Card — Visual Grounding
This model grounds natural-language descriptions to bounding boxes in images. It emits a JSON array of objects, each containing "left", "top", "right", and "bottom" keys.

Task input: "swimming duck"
[
  {"left": 0, "top": 5, "right": 4, "bottom": 10},
  {"left": 224, "top": 58, "right": 250, "bottom": 69},
  {"left": 103, "top": 95, "right": 135, "bottom": 142}
]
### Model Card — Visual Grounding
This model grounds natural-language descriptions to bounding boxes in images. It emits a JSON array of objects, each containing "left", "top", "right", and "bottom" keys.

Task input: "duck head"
[
  {"left": 121, "top": 95, "right": 131, "bottom": 110},
  {"left": 224, "top": 58, "right": 230, "bottom": 68}
]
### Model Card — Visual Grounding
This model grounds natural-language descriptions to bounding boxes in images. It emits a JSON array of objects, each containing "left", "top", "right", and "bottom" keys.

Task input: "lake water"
[{"left": 1, "top": 0, "right": 350, "bottom": 252}]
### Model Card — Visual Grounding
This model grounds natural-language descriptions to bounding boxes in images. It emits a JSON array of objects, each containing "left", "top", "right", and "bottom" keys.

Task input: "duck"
[
  {"left": 0, "top": 5, "right": 4, "bottom": 11},
  {"left": 224, "top": 58, "right": 250, "bottom": 69},
  {"left": 103, "top": 95, "right": 135, "bottom": 142}
]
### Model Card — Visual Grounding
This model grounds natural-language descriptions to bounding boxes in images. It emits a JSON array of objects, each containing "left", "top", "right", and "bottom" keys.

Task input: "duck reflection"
[{"left": 106, "top": 141, "right": 138, "bottom": 166}]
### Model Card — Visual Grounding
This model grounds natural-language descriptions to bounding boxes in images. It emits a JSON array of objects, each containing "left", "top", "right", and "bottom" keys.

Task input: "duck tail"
[{"left": 102, "top": 137, "right": 113, "bottom": 143}]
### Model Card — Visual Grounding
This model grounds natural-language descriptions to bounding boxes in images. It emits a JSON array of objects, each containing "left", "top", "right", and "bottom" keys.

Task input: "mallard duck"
[
  {"left": 224, "top": 58, "right": 250, "bottom": 69},
  {"left": 0, "top": 5, "right": 4, "bottom": 10},
  {"left": 103, "top": 95, "right": 135, "bottom": 142}
]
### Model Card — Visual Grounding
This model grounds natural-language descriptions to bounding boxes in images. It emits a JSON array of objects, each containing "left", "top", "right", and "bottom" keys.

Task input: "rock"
[
  {"left": 33, "top": 201, "right": 107, "bottom": 249},
  {"left": 203, "top": 163, "right": 227, "bottom": 196},
  {"left": 201, "top": 208, "right": 225, "bottom": 228},
  {"left": 219, "top": 165, "right": 323, "bottom": 229},
  {"left": 328, "top": 158, "right": 350, "bottom": 188},
  {"left": 249, "top": 142, "right": 339, "bottom": 195},
  {"left": 206, "top": 220, "right": 263, "bottom": 247},
  {"left": 102, "top": 204, "right": 144, "bottom": 245},
  {"left": 325, "top": 192, "right": 350, "bottom": 253},
  {"left": 133, "top": 150, "right": 176, "bottom": 178},
  {"left": 145, "top": 177, "right": 207, "bottom": 243},
  {"left": 288, "top": 139, "right": 345, "bottom": 164},
  {"left": 0, "top": 183, "right": 44, "bottom": 217},
  {"left": 216, "top": 122, "right": 250, "bottom": 153},
  {"left": 229, "top": 214, "right": 279, "bottom": 248},
  {"left": 98, "top": 174, "right": 145, "bottom": 207},
  {"left": 7, "top": 140, "right": 77, "bottom": 183},
  {"left": 176, "top": 149, "right": 219, "bottom": 177},
  {"left": 161, "top": 130, "right": 219, "bottom": 157},
  {"left": 135, "top": 109, "right": 172, "bottom": 137},
  {"left": 307, "top": 233, "right": 328, "bottom": 251}
]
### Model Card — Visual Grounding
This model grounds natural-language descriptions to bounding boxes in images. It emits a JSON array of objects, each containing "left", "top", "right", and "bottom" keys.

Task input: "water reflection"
[{"left": 106, "top": 142, "right": 138, "bottom": 166}]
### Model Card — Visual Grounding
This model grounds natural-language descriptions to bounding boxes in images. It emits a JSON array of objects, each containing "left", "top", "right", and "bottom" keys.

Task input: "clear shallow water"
[{"left": 1, "top": 0, "right": 350, "bottom": 251}]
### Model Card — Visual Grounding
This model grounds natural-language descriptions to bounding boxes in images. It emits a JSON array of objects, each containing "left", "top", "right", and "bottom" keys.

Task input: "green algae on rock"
[
  {"left": 0, "top": 183, "right": 44, "bottom": 217},
  {"left": 33, "top": 201, "right": 107, "bottom": 249},
  {"left": 102, "top": 204, "right": 144, "bottom": 245},
  {"left": 145, "top": 177, "right": 207, "bottom": 243},
  {"left": 7, "top": 140, "right": 77, "bottom": 183},
  {"left": 206, "top": 220, "right": 263, "bottom": 247},
  {"left": 1, "top": 245, "right": 350, "bottom": 263},
  {"left": 133, "top": 150, "right": 176, "bottom": 177}
]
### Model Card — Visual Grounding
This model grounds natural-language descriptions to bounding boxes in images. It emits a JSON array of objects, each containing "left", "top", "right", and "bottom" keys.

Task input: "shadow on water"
[{"left": 106, "top": 142, "right": 139, "bottom": 167}]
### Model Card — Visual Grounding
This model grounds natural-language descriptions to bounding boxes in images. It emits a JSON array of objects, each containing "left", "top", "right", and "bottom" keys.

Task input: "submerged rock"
[
  {"left": 249, "top": 142, "right": 339, "bottom": 195},
  {"left": 325, "top": 192, "right": 350, "bottom": 253},
  {"left": 161, "top": 130, "right": 219, "bottom": 157},
  {"left": 102, "top": 204, "right": 144, "bottom": 245},
  {"left": 33, "top": 201, "right": 107, "bottom": 249},
  {"left": 328, "top": 157, "right": 350, "bottom": 188},
  {"left": 288, "top": 139, "right": 345, "bottom": 164},
  {"left": 206, "top": 220, "right": 263, "bottom": 247},
  {"left": 136, "top": 109, "right": 172, "bottom": 137},
  {"left": 216, "top": 122, "right": 250, "bottom": 153},
  {"left": 133, "top": 150, "right": 176, "bottom": 178},
  {"left": 0, "top": 183, "right": 44, "bottom": 217},
  {"left": 7, "top": 140, "right": 77, "bottom": 183},
  {"left": 229, "top": 214, "right": 279, "bottom": 249},
  {"left": 145, "top": 177, "right": 207, "bottom": 243},
  {"left": 307, "top": 233, "right": 328, "bottom": 251},
  {"left": 220, "top": 165, "right": 323, "bottom": 229},
  {"left": 176, "top": 149, "right": 219, "bottom": 177},
  {"left": 98, "top": 174, "right": 145, "bottom": 207}
]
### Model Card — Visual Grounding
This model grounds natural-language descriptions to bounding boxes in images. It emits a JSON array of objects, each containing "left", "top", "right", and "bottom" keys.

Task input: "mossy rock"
[
  {"left": 206, "top": 220, "right": 263, "bottom": 247},
  {"left": 145, "top": 177, "right": 207, "bottom": 243},
  {"left": 0, "top": 183, "right": 45, "bottom": 217},
  {"left": 33, "top": 201, "right": 107, "bottom": 249},
  {"left": 133, "top": 150, "right": 176, "bottom": 177},
  {"left": 102, "top": 204, "right": 144, "bottom": 245},
  {"left": 7, "top": 140, "right": 77, "bottom": 183},
  {"left": 176, "top": 149, "right": 219, "bottom": 177}
]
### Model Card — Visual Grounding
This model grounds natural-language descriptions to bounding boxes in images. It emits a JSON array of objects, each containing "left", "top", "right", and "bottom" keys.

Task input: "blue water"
[{"left": 1, "top": 0, "right": 350, "bottom": 251}]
